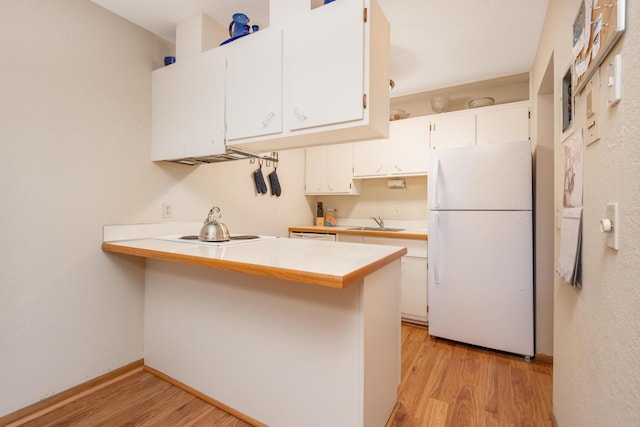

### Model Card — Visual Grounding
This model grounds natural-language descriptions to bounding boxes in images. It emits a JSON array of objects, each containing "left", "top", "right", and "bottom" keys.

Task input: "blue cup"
[{"left": 164, "top": 56, "right": 176, "bottom": 66}]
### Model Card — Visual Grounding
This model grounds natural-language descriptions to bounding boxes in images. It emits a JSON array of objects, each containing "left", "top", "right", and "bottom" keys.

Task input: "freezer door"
[
  {"left": 428, "top": 140, "right": 532, "bottom": 210},
  {"left": 428, "top": 210, "right": 534, "bottom": 356}
]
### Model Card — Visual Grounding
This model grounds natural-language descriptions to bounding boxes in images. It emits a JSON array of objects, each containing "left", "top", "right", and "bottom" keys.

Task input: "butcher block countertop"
[
  {"left": 289, "top": 225, "right": 428, "bottom": 240},
  {"left": 102, "top": 237, "right": 406, "bottom": 289}
]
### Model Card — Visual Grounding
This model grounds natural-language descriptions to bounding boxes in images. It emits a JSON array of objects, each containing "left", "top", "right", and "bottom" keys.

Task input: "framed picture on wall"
[
  {"left": 561, "top": 61, "right": 574, "bottom": 141},
  {"left": 574, "top": 0, "right": 626, "bottom": 93}
]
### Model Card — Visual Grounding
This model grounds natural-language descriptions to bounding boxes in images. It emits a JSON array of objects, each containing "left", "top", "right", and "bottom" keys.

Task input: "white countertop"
[
  {"left": 288, "top": 225, "right": 428, "bottom": 240},
  {"left": 102, "top": 236, "right": 406, "bottom": 288}
]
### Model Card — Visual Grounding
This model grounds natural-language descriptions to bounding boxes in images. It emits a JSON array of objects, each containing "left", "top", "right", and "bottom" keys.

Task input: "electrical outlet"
[{"left": 162, "top": 203, "right": 173, "bottom": 219}]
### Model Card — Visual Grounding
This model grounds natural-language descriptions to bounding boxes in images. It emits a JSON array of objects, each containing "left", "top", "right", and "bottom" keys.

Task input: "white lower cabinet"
[
  {"left": 399, "top": 256, "right": 428, "bottom": 324},
  {"left": 338, "top": 234, "right": 428, "bottom": 323},
  {"left": 336, "top": 234, "right": 363, "bottom": 244}
]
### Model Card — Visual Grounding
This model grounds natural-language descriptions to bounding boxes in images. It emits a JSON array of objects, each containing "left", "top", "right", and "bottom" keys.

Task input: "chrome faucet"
[{"left": 371, "top": 216, "right": 384, "bottom": 228}]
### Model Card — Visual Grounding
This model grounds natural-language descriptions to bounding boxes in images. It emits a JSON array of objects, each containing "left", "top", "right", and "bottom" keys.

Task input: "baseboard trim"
[
  {"left": 0, "top": 359, "right": 144, "bottom": 426},
  {"left": 143, "top": 365, "right": 267, "bottom": 427},
  {"left": 535, "top": 353, "right": 554, "bottom": 364}
]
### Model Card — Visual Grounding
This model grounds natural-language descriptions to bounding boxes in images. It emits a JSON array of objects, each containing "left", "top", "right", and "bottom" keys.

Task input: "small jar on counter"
[{"left": 324, "top": 208, "right": 337, "bottom": 226}]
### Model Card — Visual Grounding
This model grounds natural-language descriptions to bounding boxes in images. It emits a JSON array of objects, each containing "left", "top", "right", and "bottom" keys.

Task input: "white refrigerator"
[{"left": 427, "top": 140, "right": 534, "bottom": 357}]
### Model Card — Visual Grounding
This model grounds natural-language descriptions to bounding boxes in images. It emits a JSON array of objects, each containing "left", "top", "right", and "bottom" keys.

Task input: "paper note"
[
  {"left": 563, "top": 130, "right": 584, "bottom": 208},
  {"left": 557, "top": 207, "right": 583, "bottom": 287}
]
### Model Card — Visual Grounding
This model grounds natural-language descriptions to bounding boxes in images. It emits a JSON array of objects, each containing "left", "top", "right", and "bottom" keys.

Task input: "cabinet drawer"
[{"left": 363, "top": 236, "right": 427, "bottom": 258}]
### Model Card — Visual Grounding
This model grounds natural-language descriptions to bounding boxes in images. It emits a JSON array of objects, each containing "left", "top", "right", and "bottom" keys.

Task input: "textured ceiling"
[{"left": 91, "top": 0, "right": 548, "bottom": 97}]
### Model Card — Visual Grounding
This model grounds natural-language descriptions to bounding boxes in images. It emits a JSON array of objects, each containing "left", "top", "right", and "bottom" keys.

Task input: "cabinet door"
[
  {"left": 305, "top": 146, "right": 328, "bottom": 194},
  {"left": 326, "top": 144, "right": 355, "bottom": 193},
  {"left": 401, "top": 257, "right": 428, "bottom": 320},
  {"left": 388, "top": 116, "right": 429, "bottom": 175},
  {"left": 476, "top": 102, "right": 530, "bottom": 145},
  {"left": 152, "top": 49, "right": 226, "bottom": 161},
  {"left": 353, "top": 139, "right": 387, "bottom": 177},
  {"left": 429, "top": 110, "right": 475, "bottom": 151},
  {"left": 284, "top": 0, "right": 364, "bottom": 131},
  {"left": 225, "top": 28, "right": 283, "bottom": 141},
  {"left": 363, "top": 236, "right": 428, "bottom": 322}
]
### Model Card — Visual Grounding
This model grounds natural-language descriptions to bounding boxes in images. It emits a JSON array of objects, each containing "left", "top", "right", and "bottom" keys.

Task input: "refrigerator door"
[
  {"left": 428, "top": 140, "right": 532, "bottom": 211},
  {"left": 428, "top": 210, "right": 534, "bottom": 356}
]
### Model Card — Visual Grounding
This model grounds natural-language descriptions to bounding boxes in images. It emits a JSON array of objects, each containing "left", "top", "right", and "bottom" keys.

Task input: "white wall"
[
  {"left": 390, "top": 76, "right": 529, "bottom": 116},
  {"left": 0, "top": 0, "right": 310, "bottom": 417},
  {"left": 530, "top": 1, "right": 640, "bottom": 425}
]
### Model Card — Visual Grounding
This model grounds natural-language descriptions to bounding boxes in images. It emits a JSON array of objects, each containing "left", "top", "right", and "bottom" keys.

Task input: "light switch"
[
  {"left": 607, "top": 54, "right": 622, "bottom": 107},
  {"left": 601, "top": 202, "right": 619, "bottom": 250},
  {"left": 584, "top": 69, "right": 600, "bottom": 145}
]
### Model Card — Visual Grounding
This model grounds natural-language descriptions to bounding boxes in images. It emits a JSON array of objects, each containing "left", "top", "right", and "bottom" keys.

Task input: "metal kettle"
[{"left": 199, "top": 206, "right": 231, "bottom": 242}]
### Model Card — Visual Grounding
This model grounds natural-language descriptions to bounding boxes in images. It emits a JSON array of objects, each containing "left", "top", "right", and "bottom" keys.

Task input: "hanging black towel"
[
  {"left": 253, "top": 167, "right": 268, "bottom": 194},
  {"left": 268, "top": 168, "right": 281, "bottom": 196}
]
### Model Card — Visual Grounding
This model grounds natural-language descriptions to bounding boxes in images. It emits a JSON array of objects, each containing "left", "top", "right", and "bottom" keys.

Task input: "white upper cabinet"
[
  {"left": 428, "top": 110, "right": 476, "bottom": 151},
  {"left": 305, "top": 146, "right": 328, "bottom": 194},
  {"left": 285, "top": 0, "right": 364, "bottom": 131},
  {"left": 353, "top": 116, "right": 429, "bottom": 178},
  {"left": 305, "top": 144, "right": 359, "bottom": 195},
  {"left": 225, "top": 28, "right": 282, "bottom": 141},
  {"left": 152, "top": 0, "right": 390, "bottom": 162},
  {"left": 353, "top": 138, "right": 387, "bottom": 177},
  {"left": 151, "top": 48, "right": 226, "bottom": 161},
  {"left": 230, "top": 0, "right": 390, "bottom": 153},
  {"left": 475, "top": 101, "right": 530, "bottom": 145},
  {"left": 388, "top": 116, "right": 430, "bottom": 175},
  {"left": 429, "top": 101, "right": 530, "bottom": 151}
]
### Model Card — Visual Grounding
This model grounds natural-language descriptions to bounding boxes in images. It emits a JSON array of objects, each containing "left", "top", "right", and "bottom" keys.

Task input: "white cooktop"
[{"left": 155, "top": 234, "right": 277, "bottom": 247}]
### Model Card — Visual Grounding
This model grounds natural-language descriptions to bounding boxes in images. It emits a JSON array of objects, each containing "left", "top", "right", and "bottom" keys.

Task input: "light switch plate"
[
  {"left": 585, "top": 118, "right": 600, "bottom": 145},
  {"left": 606, "top": 202, "right": 619, "bottom": 250},
  {"left": 584, "top": 69, "right": 600, "bottom": 145},
  {"left": 608, "top": 54, "right": 622, "bottom": 107}
]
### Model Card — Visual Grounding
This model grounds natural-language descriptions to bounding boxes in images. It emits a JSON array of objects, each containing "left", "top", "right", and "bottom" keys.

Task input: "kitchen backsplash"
[{"left": 313, "top": 175, "right": 427, "bottom": 224}]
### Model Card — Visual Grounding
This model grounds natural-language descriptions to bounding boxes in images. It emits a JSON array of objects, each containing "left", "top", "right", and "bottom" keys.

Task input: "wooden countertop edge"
[
  {"left": 288, "top": 226, "right": 427, "bottom": 240},
  {"left": 102, "top": 243, "right": 406, "bottom": 289}
]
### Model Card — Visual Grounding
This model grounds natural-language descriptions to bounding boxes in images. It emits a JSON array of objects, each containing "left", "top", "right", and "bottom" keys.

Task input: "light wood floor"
[
  {"left": 13, "top": 323, "right": 553, "bottom": 426},
  {"left": 389, "top": 323, "right": 553, "bottom": 426}
]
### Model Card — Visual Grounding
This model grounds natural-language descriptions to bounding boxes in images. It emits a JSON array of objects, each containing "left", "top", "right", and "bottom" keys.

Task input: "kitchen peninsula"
[{"left": 102, "top": 224, "right": 406, "bottom": 427}]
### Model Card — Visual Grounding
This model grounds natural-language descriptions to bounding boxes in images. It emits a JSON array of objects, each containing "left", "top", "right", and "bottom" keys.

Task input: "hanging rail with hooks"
[{"left": 169, "top": 146, "right": 279, "bottom": 166}]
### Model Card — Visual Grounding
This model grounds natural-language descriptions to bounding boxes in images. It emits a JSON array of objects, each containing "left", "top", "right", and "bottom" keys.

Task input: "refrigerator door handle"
[
  {"left": 433, "top": 159, "right": 441, "bottom": 209},
  {"left": 433, "top": 212, "right": 440, "bottom": 285}
]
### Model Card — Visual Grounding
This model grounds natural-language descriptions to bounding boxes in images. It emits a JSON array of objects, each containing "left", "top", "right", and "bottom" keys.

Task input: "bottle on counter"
[{"left": 316, "top": 202, "right": 324, "bottom": 226}]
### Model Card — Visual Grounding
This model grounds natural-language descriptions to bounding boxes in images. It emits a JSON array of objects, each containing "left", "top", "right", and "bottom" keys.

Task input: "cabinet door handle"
[
  {"left": 262, "top": 112, "right": 275, "bottom": 128},
  {"left": 376, "top": 164, "right": 384, "bottom": 173},
  {"left": 394, "top": 164, "right": 402, "bottom": 172},
  {"left": 294, "top": 107, "right": 308, "bottom": 122}
]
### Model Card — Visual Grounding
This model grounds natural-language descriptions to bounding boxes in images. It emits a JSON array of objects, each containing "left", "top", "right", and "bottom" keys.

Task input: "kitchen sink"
[{"left": 347, "top": 227, "right": 405, "bottom": 232}]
